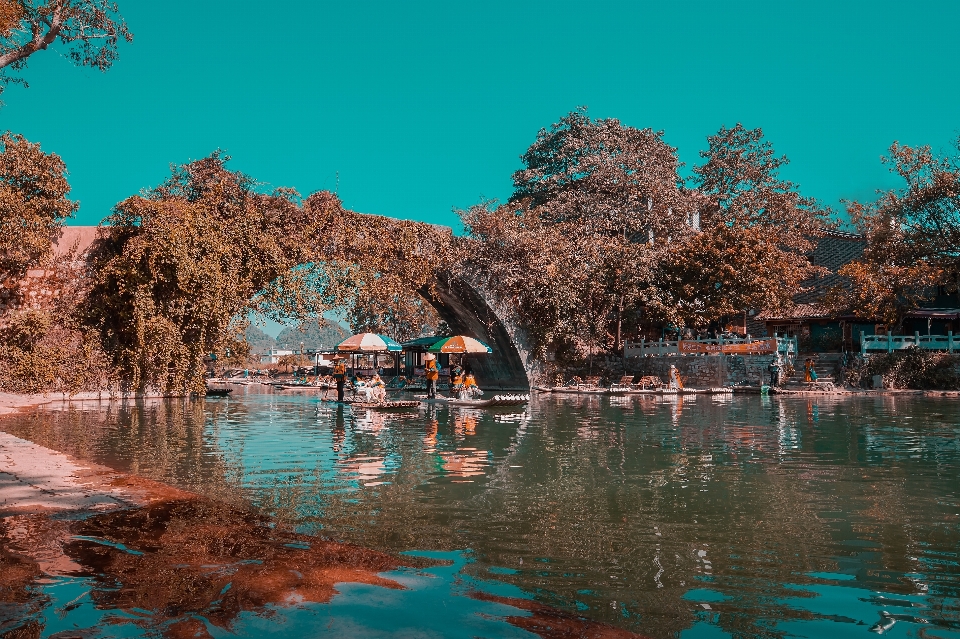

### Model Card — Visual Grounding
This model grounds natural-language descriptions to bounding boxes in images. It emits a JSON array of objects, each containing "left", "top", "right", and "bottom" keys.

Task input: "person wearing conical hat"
[
  {"left": 424, "top": 353, "right": 440, "bottom": 398},
  {"left": 332, "top": 356, "right": 347, "bottom": 402}
]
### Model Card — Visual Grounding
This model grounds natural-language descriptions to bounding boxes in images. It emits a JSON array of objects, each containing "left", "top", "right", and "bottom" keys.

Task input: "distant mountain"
[
  {"left": 245, "top": 325, "right": 277, "bottom": 355},
  {"left": 275, "top": 319, "right": 349, "bottom": 352}
]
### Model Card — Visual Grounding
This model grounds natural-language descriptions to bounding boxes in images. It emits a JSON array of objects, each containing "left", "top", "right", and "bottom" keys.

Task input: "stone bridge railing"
[{"left": 861, "top": 332, "right": 959, "bottom": 354}]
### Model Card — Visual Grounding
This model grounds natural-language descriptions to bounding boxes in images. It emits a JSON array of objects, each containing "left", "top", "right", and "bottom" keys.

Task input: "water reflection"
[{"left": 1, "top": 393, "right": 959, "bottom": 637}]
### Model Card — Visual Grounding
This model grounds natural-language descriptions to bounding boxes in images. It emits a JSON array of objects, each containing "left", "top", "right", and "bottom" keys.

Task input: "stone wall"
[{"left": 625, "top": 354, "right": 778, "bottom": 387}]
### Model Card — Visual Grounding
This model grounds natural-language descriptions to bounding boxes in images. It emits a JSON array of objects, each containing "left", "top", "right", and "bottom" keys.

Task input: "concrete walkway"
[{"left": 0, "top": 431, "right": 129, "bottom": 516}]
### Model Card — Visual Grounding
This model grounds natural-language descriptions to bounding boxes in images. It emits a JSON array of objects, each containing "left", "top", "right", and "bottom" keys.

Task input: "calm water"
[{"left": 3, "top": 390, "right": 960, "bottom": 638}]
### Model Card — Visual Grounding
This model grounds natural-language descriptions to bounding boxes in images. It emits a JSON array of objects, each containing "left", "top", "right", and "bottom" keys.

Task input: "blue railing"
[{"left": 860, "top": 331, "right": 958, "bottom": 355}]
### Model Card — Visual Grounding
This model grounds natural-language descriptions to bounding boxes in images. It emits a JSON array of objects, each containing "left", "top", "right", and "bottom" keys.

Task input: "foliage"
[
  {"left": 461, "top": 109, "right": 692, "bottom": 357},
  {"left": 0, "top": 132, "right": 77, "bottom": 281},
  {"left": 657, "top": 124, "right": 828, "bottom": 328},
  {"left": 82, "top": 155, "right": 456, "bottom": 394},
  {"left": 275, "top": 352, "right": 309, "bottom": 372},
  {"left": 829, "top": 139, "right": 960, "bottom": 326},
  {"left": 461, "top": 116, "right": 827, "bottom": 357},
  {"left": 0, "top": 308, "right": 113, "bottom": 395},
  {"left": 0, "top": 0, "right": 131, "bottom": 96},
  {"left": 847, "top": 347, "right": 959, "bottom": 390},
  {"left": 83, "top": 153, "right": 320, "bottom": 394},
  {"left": 652, "top": 224, "right": 814, "bottom": 328}
]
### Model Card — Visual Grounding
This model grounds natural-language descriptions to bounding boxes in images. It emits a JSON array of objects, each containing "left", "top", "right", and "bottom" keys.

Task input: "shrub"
[{"left": 848, "top": 347, "right": 959, "bottom": 390}]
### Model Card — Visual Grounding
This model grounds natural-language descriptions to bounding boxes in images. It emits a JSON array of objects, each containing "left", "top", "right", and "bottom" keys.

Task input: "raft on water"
[
  {"left": 347, "top": 400, "right": 421, "bottom": 410},
  {"left": 416, "top": 394, "right": 530, "bottom": 407}
]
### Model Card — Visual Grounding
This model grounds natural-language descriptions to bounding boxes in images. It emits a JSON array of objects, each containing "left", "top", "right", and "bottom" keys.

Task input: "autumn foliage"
[
  {"left": 461, "top": 112, "right": 827, "bottom": 361},
  {"left": 0, "top": 0, "right": 132, "bottom": 96},
  {"left": 828, "top": 139, "right": 960, "bottom": 327}
]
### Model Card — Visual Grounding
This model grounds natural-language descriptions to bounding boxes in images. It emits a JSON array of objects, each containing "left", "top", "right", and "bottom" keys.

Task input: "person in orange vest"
[
  {"left": 451, "top": 365, "right": 465, "bottom": 399},
  {"left": 332, "top": 357, "right": 347, "bottom": 402},
  {"left": 463, "top": 369, "right": 481, "bottom": 398},
  {"left": 424, "top": 353, "right": 440, "bottom": 398}
]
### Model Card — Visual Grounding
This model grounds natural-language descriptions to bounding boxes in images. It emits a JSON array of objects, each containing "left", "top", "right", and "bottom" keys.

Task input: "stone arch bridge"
[{"left": 56, "top": 226, "right": 537, "bottom": 390}]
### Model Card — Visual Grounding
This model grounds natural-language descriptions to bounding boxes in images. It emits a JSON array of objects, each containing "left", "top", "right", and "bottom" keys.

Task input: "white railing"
[
  {"left": 861, "top": 331, "right": 958, "bottom": 354},
  {"left": 625, "top": 336, "right": 797, "bottom": 358}
]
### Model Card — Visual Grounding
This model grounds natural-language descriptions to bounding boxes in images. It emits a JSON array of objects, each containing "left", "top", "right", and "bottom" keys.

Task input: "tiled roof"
[
  {"left": 793, "top": 231, "right": 866, "bottom": 305},
  {"left": 757, "top": 303, "right": 831, "bottom": 321}
]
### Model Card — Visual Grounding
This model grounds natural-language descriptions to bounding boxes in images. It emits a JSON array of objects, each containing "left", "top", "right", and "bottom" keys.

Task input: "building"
[{"left": 260, "top": 349, "right": 295, "bottom": 364}]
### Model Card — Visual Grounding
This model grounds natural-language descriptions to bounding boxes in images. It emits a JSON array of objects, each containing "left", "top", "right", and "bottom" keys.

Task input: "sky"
[{"left": 2, "top": 0, "right": 960, "bottom": 230}]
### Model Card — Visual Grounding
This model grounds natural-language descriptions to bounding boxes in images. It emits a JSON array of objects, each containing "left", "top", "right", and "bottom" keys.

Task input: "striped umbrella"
[
  {"left": 427, "top": 335, "right": 493, "bottom": 354},
  {"left": 336, "top": 333, "right": 403, "bottom": 352}
]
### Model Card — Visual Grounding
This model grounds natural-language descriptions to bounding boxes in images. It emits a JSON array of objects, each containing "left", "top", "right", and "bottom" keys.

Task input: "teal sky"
[{"left": 2, "top": 0, "right": 959, "bottom": 228}]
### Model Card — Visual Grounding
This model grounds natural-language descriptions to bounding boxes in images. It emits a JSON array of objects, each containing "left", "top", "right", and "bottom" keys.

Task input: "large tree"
[
  {"left": 462, "top": 109, "right": 694, "bottom": 359},
  {"left": 0, "top": 131, "right": 76, "bottom": 281},
  {"left": 652, "top": 124, "right": 828, "bottom": 328},
  {"left": 829, "top": 139, "right": 960, "bottom": 326},
  {"left": 83, "top": 154, "right": 318, "bottom": 393},
  {"left": 0, "top": 0, "right": 131, "bottom": 95}
]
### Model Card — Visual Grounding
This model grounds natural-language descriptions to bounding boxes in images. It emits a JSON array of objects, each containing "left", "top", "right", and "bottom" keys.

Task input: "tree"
[
  {"left": 657, "top": 124, "right": 828, "bottom": 328},
  {"left": 83, "top": 153, "right": 319, "bottom": 394},
  {"left": 829, "top": 139, "right": 960, "bottom": 326},
  {"left": 0, "top": 132, "right": 77, "bottom": 281},
  {"left": 0, "top": 0, "right": 131, "bottom": 95},
  {"left": 462, "top": 109, "right": 693, "bottom": 359}
]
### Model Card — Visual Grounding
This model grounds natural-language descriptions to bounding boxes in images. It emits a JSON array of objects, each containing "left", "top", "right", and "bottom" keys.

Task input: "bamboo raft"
[
  {"left": 416, "top": 394, "right": 530, "bottom": 407},
  {"left": 346, "top": 400, "right": 421, "bottom": 410}
]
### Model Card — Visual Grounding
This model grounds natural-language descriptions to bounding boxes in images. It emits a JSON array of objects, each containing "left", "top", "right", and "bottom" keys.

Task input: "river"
[{"left": 2, "top": 390, "right": 959, "bottom": 638}]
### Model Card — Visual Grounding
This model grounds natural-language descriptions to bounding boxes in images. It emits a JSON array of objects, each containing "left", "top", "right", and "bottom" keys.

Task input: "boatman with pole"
[{"left": 333, "top": 356, "right": 347, "bottom": 402}]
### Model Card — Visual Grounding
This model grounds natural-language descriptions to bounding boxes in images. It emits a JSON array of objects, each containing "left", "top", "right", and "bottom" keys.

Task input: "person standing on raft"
[
  {"left": 425, "top": 353, "right": 440, "bottom": 398},
  {"left": 333, "top": 357, "right": 347, "bottom": 402}
]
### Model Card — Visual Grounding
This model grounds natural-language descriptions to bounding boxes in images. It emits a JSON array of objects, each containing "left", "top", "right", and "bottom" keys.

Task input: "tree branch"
[{"left": 0, "top": 1, "right": 66, "bottom": 70}]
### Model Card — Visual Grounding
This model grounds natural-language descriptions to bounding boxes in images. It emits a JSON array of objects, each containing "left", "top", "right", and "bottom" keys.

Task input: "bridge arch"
[{"left": 421, "top": 274, "right": 538, "bottom": 390}]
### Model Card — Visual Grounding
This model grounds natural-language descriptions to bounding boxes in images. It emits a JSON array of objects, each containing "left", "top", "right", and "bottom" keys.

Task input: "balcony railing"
[
  {"left": 624, "top": 336, "right": 797, "bottom": 358},
  {"left": 860, "top": 331, "right": 958, "bottom": 354}
]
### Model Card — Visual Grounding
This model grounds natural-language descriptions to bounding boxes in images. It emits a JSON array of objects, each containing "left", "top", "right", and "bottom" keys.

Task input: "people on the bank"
[
  {"left": 768, "top": 355, "right": 782, "bottom": 386},
  {"left": 424, "top": 353, "right": 440, "bottom": 398},
  {"left": 463, "top": 370, "right": 482, "bottom": 398},
  {"left": 369, "top": 373, "right": 386, "bottom": 403},
  {"left": 668, "top": 364, "right": 684, "bottom": 390},
  {"left": 451, "top": 364, "right": 465, "bottom": 399},
  {"left": 333, "top": 358, "right": 347, "bottom": 402},
  {"left": 804, "top": 358, "right": 818, "bottom": 382}
]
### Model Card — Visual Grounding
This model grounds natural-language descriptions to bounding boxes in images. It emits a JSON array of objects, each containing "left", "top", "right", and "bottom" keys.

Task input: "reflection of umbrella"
[
  {"left": 427, "top": 335, "right": 492, "bottom": 354},
  {"left": 336, "top": 333, "right": 403, "bottom": 353}
]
